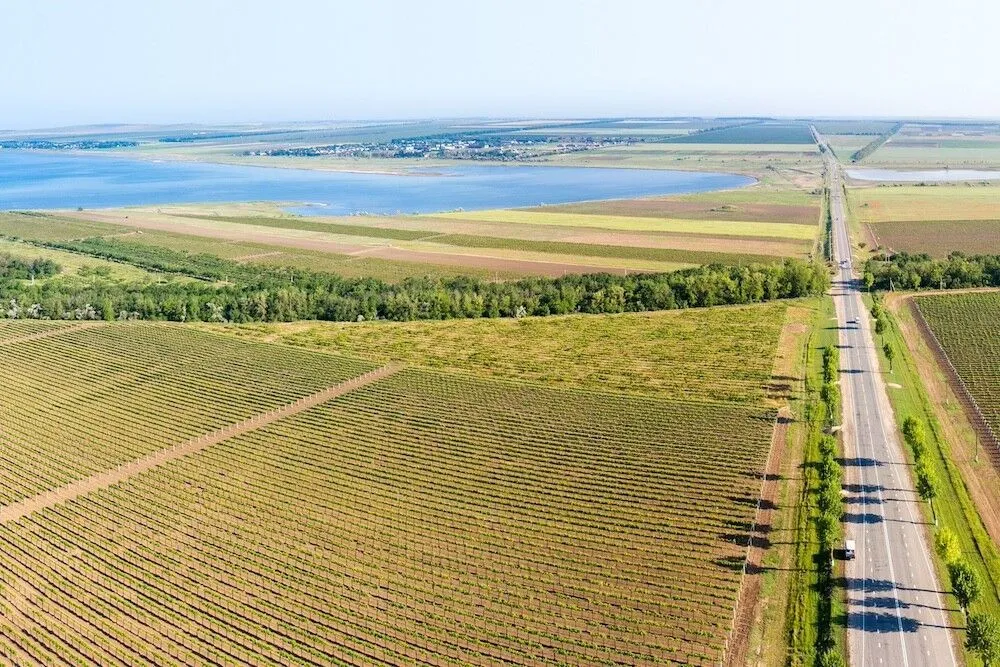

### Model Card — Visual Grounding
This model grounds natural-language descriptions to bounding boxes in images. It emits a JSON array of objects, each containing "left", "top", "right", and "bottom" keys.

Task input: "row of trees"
[
  {"left": 815, "top": 345, "right": 846, "bottom": 667},
  {"left": 864, "top": 251, "right": 1000, "bottom": 292},
  {"left": 0, "top": 238, "right": 830, "bottom": 322},
  {"left": 849, "top": 122, "right": 903, "bottom": 162}
]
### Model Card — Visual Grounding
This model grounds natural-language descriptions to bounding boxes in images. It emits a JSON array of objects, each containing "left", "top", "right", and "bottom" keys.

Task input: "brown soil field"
[
  {"left": 538, "top": 199, "right": 818, "bottom": 225},
  {"left": 870, "top": 220, "right": 1000, "bottom": 256}
]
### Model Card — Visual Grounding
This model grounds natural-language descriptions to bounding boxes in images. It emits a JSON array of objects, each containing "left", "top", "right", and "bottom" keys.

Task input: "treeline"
[
  {"left": 0, "top": 254, "right": 59, "bottom": 280},
  {"left": 863, "top": 252, "right": 1000, "bottom": 291},
  {"left": 814, "top": 345, "right": 845, "bottom": 667},
  {"left": 0, "top": 239, "right": 829, "bottom": 322},
  {"left": 850, "top": 122, "right": 903, "bottom": 162}
]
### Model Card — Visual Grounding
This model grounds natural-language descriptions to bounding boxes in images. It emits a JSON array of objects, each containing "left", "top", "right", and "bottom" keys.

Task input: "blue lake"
[{"left": 0, "top": 150, "right": 753, "bottom": 214}]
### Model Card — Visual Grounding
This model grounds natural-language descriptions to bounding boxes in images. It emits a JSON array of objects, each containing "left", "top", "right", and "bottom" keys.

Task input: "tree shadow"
[
  {"left": 847, "top": 611, "right": 920, "bottom": 633},
  {"left": 843, "top": 456, "right": 883, "bottom": 468},
  {"left": 843, "top": 483, "right": 884, "bottom": 494},
  {"left": 844, "top": 495, "right": 883, "bottom": 506},
  {"left": 843, "top": 512, "right": 884, "bottom": 524}
]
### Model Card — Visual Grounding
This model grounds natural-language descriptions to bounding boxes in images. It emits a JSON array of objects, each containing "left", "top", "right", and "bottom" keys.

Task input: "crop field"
[
  {"left": 0, "top": 298, "right": 793, "bottom": 664},
  {"left": 824, "top": 135, "right": 872, "bottom": 161},
  {"left": 208, "top": 302, "right": 791, "bottom": 404},
  {"left": 0, "top": 325, "right": 374, "bottom": 503},
  {"left": 847, "top": 184, "right": 1000, "bottom": 254},
  {"left": 540, "top": 188, "right": 821, "bottom": 225},
  {"left": 433, "top": 209, "right": 818, "bottom": 240},
  {"left": 0, "top": 319, "right": 71, "bottom": 342},
  {"left": 666, "top": 122, "right": 815, "bottom": 144},
  {"left": 811, "top": 121, "right": 900, "bottom": 136},
  {"left": 856, "top": 124, "right": 1000, "bottom": 167},
  {"left": 916, "top": 292, "right": 1000, "bottom": 437},
  {"left": 545, "top": 144, "right": 823, "bottom": 189},
  {"left": 0, "top": 363, "right": 776, "bottom": 665},
  {"left": 849, "top": 185, "right": 1000, "bottom": 223},
  {"left": 43, "top": 188, "right": 821, "bottom": 281},
  {"left": 869, "top": 219, "right": 1000, "bottom": 256}
]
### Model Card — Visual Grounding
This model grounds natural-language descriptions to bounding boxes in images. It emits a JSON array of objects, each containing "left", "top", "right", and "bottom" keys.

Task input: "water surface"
[
  {"left": 0, "top": 150, "right": 753, "bottom": 214},
  {"left": 846, "top": 168, "right": 1000, "bottom": 182}
]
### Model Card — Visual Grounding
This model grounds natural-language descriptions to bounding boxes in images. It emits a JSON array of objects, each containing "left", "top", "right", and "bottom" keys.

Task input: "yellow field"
[{"left": 433, "top": 209, "right": 819, "bottom": 239}]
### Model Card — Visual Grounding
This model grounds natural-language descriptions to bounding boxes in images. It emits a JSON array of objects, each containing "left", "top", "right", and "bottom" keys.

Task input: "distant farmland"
[
  {"left": 0, "top": 304, "right": 793, "bottom": 664},
  {"left": 848, "top": 184, "right": 1000, "bottom": 255},
  {"left": 666, "top": 122, "right": 815, "bottom": 144}
]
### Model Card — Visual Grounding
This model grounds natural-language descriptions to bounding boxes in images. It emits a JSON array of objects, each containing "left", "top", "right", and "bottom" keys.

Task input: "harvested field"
[
  {"left": 849, "top": 185, "right": 1000, "bottom": 223},
  {"left": 870, "top": 219, "right": 1000, "bottom": 256}
]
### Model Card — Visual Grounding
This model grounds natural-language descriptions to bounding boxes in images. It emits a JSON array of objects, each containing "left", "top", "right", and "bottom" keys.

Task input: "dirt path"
[
  {"left": 0, "top": 363, "right": 401, "bottom": 524},
  {"left": 0, "top": 322, "right": 99, "bottom": 347},
  {"left": 725, "top": 409, "right": 789, "bottom": 667}
]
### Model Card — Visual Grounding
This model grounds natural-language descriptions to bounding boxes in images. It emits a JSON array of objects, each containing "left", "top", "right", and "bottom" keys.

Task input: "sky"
[{"left": 2, "top": 0, "right": 999, "bottom": 129}]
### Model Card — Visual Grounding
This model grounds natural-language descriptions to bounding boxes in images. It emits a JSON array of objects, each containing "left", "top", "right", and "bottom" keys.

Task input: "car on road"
[{"left": 844, "top": 539, "right": 856, "bottom": 560}]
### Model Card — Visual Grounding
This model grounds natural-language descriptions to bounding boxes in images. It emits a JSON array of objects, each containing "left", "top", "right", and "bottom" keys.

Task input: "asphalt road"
[{"left": 817, "top": 138, "right": 959, "bottom": 666}]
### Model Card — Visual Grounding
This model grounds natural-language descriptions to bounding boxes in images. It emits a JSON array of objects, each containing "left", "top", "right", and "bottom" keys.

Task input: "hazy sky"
[{"left": 3, "top": 0, "right": 999, "bottom": 129}]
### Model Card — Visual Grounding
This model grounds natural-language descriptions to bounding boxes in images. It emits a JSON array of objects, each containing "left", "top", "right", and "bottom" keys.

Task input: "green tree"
[
  {"left": 949, "top": 559, "right": 982, "bottom": 615},
  {"left": 874, "top": 315, "right": 886, "bottom": 343},
  {"left": 883, "top": 341, "right": 895, "bottom": 372},
  {"left": 864, "top": 271, "right": 875, "bottom": 292},
  {"left": 915, "top": 459, "right": 939, "bottom": 523},
  {"left": 935, "top": 527, "right": 962, "bottom": 565},
  {"left": 818, "top": 648, "right": 846, "bottom": 667},
  {"left": 967, "top": 613, "right": 1000, "bottom": 667}
]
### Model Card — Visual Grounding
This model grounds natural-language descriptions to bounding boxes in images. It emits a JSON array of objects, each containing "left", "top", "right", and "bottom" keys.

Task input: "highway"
[{"left": 818, "top": 136, "right": 959, "bottom": 666}]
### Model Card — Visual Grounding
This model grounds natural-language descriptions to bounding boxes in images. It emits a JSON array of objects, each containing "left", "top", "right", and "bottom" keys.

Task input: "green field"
[
  {"left": 0, "top": 299, "right": 793, "bottom": 664},
  {"left": 667, "top": 122, "right": 815, "bottom": 144},
  {"left": 916, "top": 293, "right": 1000, "bottom": 436},
  {"left": 434, "top": 209, "right": 819, "bottom": 239},
  {"left": 856, "top": 124, "right": 1000, "bottom": 167},
  {"left": 206, "top": 302, "right": 790, "bottom": 404}
]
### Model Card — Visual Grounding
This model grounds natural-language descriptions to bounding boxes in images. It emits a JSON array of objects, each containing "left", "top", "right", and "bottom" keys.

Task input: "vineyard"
[
  {"left": 0, "top": 364, "right": 776, "bottom": 665},
  {"left": 915, "top": 292, "right": 1000, "bottom": 439},
  {"left": 0, "top": 310, "right": 790, "bottom": 664},
  {"left": 0, "top": 324, "right": 374, "bottom": 503}
]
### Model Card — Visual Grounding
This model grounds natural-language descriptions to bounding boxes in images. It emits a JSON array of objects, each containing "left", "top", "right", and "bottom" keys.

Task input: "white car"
[{"left": 844, "top": 539, "right": 856, "bottom": 560}]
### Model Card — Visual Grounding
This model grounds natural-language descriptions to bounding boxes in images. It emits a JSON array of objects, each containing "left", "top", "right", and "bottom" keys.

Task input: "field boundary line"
[
  {"left": 0, "top": 362, "right": 401, "bottom": 524},
  {"left": 231, "top": 250, "right": 284, "bottom": 262},
  {"left": 0, "top": 322, "right": 100, "bottom": 347}
]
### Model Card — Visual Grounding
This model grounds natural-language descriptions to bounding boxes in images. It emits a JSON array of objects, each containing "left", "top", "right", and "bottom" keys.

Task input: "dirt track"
[{"left": 0, "top": 363, "right": 401, "bottom": 524}]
